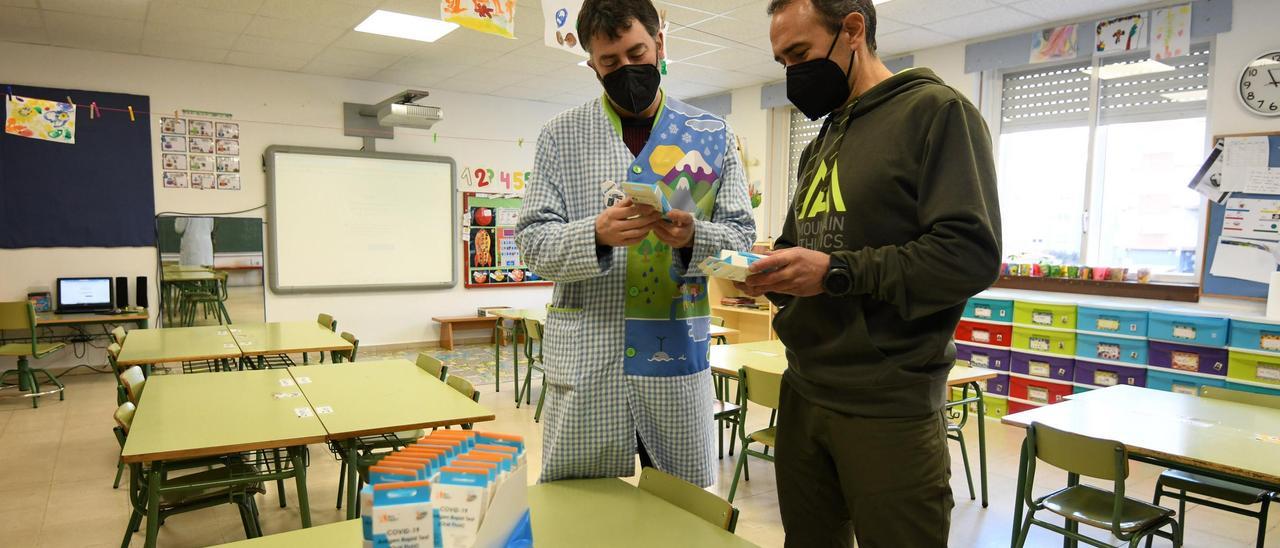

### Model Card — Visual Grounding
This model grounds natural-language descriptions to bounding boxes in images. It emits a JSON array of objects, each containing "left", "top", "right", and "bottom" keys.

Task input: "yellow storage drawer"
[{"left": 1013, "top": 300, "right": 1077, "bottom": 330}]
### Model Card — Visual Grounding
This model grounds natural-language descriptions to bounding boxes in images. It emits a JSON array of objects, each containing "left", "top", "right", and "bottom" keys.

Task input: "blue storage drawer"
[
  {"left": 1228, "top": 319, "right": 1280, "bottom": 354},
  {"left": 1077, "top": 306, "right": 1148, "bottom": 337},
  {"left": 1146, "top": 369, "right": 1226, "bottom": 396},
  {"left": 1148, "top": 311, "right": 1229, "bottom": 347},
  {"left": 1075, "top": 332, "right": 1147, "bottom": 365},
  {"left": 963, "top": 298, "right": 1013, "bottom": 323}
]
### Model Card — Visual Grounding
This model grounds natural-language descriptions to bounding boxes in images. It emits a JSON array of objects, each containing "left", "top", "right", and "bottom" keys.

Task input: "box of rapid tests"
[
  {"left": 371, "top": 480, "right": 434, "bottom": 548},
  {"left": 698, "top": 250, "right": 767, "bottom": 282},
  {"left": 621, "top": 182, "right": 671, "bottom": 216}
]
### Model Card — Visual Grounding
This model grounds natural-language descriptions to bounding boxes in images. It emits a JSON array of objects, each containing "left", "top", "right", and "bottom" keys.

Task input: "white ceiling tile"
[
  {"left": 147, "top": 2, "right": 254, "bottom": 33},
  {"left": 924, "top": 6, "right": 1042, "bottom": 38},
  {"left": 162, "top": 0, "right": 267, "bottom": 14},
  {"left": 875, "top": 16, "right": 912, "bottom": 35},
  {"left": 877, "top": 26, "right": 958, "bottom": 55},
  {"left": 482, "top": 52, "right": 580, "bottom": 75},
  {"left": 391, "top": 54, "right": 490, "bottom": 75},
  {"left": 231, "top": 34, "right": 326, "bottom": 59},
  {"left": 669, "top": 65, "right": 765, "bottom": 89},
  {"left": 0, "top": 0, "right": 38, "bottom": 7},
  {"left": 312, "top": 46, "right": 403, "bottom": 68},
  {"left": 876, "top": 0, "right": 999, "bottom": 26},
  {"left": 489, "top": 85, "right": 550, "bottom": 101},
  {"left": 242, "top": 16, "right": 347, "bottom": 44},
  {"left": 143, "top": 21, "right": 242, "bottom": 49},
  {"left": 0, "top": 22, "right": 48, "bottom": 44},
  {"left": 658, "top": 0, "right": 757, "bottom": 16},
  {"left": 141, "top": 39, "right": 229, "bottom": 62},
  {"left": 332, "top": 30, "right": 427, "bottom": 55},
  {"left": 511, "top": 40, "right": 588, "bottom": 61},
  {"left": 375, "top": 0, "right": 439, "bottom": 18},
  {"left": 1009, "top": 0, "right": 1150, "bottom": 23},
  {"left": 665, "top": 34, "right": 731, "bottom": 61},
  {"left": 656, "top": 4, "right": 719, "bottom": 28},
  {"left": 433, "top": 74, "right": 508, "bottom": 95},
  {"left": 369, "top": 67, "right": 457, "bottom": 88},
  {"left": 679, "top": 46, "right": 774, "bottom": 72},
  {"left": 303, "top": 58, "right": 381, "bottom": 79},
  {"left": 433, "top": 29, "right": 526, "bottom": 54},
  {"left": 256, "top": 0, "right": 373, "bottom": 27},
  {"left": 44, "top": 11, "right": 144, "bottom": 53},
  {"left": 0, "top": 5, "right": 41, "bottom": 27},
  {"left": 735, "top": 59, "right": 784, "bottom": 79},
  {"left": 225, "top": 50, "right": 309, "bottom": 70},
  {"left": 41, "top": 0, "right": 149, "bottom": 20},
  {"left": 663, "top": 79, "right": 727, "bottom": 99}
]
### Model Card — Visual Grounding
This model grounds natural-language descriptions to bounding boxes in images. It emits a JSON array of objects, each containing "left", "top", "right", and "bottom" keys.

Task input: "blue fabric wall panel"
[{"left": 0, "top": 83, "right": 154, "bottom": 248}]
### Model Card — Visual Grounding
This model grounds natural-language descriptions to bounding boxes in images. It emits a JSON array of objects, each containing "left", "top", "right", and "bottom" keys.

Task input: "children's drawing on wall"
[
  {"left": 189, "top": 137, "right": 214, "bottom": 154},
  {"left": 160, "top": 117, "right": 186, "bottom": 135},
  {"left": 215, "top": 122, "right": 239, "bottom": 139},
  {"left": 163, "top": 153, "right": 188, "bottom": 170},
  {"left": 190, "top": 154, "right": 213, "bottom": 172},
  {"left": 1095, "top": 12, "right": 1148, "bottom": 55},
  {"left": 6, "top": 95, "right": 75, "bottom": 144},
  {"left": 188, "top": 119, "right": 214, "bottom": 137},
  {"left": 192, "top": 173, "right": 215, "bottom": 190},
  {"left": 1150, "top": 4, "right": 1191, "bottom": 61},
  {"left": 163, "top": 171, "right": 189, "bottom": 188},
  {"left": 442, "top": 0, "right": 517, "bottom": 39},
  {"left": 216, "top": 174, "right": 240, "bottom": 190},
  {"left": 216, "top": 156, "right": 240, "bottom": 173},
  {"left": 1029, "top": 24, "right": 1078, "bottom": 64}
]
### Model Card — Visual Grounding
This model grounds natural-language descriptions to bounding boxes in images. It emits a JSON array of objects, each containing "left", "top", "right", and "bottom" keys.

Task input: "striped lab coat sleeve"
[{"left": 516, "top": 127, "right": 613, "bottom": 283}]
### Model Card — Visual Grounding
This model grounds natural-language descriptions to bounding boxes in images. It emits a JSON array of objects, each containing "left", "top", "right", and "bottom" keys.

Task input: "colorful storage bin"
[
  {"left": 1077, "top": 306, "right": 1149, "bottom": 337},
  {"left": 1013, "top": 300, "right": 1077, "bottom": 330},
  {"left": 1011, "top": 351, "right": 1075, "bottom": 382},
  {"left": 1073, "top": 385, "right": 1093, "bottom": 395},
  {"left": 963, "top": 298, "right": 1013, "bottom": 323},
  {"left": 955, "top": 343, "right": 1010, "bottom": 371},
  {"left": 981, "top": 373, "right": 1010, "bottom": 396},
  {"left": 1009, "top": 376, "right": 1073, "bottom": 405},
  {"left": 1148, "top": 311, "right": 1229, "bottom": 347},
  {"left": 1007, "top": 398, "right": 1043, "bottom": 415},
  {"left": 1228, "top": 319, "right": 1280, "bottom": 354},
  {"left": 1075, "top": 332, "right": 1147, "bottom": 365},
  {"left": 1147, "top": 369, "right": 1226, "bottom": 396},
  {"left": 1149, "top": 341, "right": 1228, "bottom": 376},
  {"left": 955, "top": 320, "right": 1012, "bottom": 346},
  {"left": 946, "top": 392, "right": 1009, "bottom": 418},
  {"left": 1225, "top": 381, "right": 1280, "bottom": 397},
  {"left": 1012, "top": 326, "right": 1076, "bottom": 357},
  {"left": 1073, "top": 359, "right": 1147, "bottom": 388},
  {"left": 1226, "top": 350, "right": 1280, "bottom": 390}
]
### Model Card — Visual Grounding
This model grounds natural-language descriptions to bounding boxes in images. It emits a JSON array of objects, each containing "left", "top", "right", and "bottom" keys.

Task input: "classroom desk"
[
  {"left": 709, "top": 324, "right": 740, "bottom": 342},
  {"left": 122, "top": 369, "right": 327, "bottom": 548},
  {"left": 213, "top": 519, "right": 361, "bottom": 547},
  {"left": 1001, "top": 384, "right": 1280, "bottom": 546},
  {"left": 160, "top": 269, "right": 219, "bottom": 324},
  {"left": 231, "top": 322, "right": 353, "bottom": 368},
  {"left": 708, "top": 341, "right": 996, "bottom": 506},
  {"left": 115, "top": 325, "right": 241, "bottom": 369},
  {"left": 34, "top": 310, "right": 150, "bottom": 329},
  {"left": 294, "top": 359, "right": 496, "bottom": 519},
  {"left": 489, "top": 307, "right": 548, "bottom": 400}
]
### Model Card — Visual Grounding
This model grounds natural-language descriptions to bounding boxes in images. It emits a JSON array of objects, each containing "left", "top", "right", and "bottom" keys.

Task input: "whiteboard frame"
[{"left": 264, "top": 145, "right": 458, "bottom": 293}]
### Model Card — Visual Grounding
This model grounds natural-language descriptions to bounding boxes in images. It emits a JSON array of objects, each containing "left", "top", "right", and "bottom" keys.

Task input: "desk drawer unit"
[
  {"left": 1013, "top": 300, "right": 1077, "bottom": 331},
  {"left": 1010, "top": 351, "right": 1075, "bottom": 382},
  {"left": 1226, "top": 350, "right": 1280, "bottom": 391},
  {"left": 1012, "top": 326, "right": 1076, "bottom": 357},
  {"left": 1073, "top": 359, "right": 1147, "bottom": 388},
  {"left": 955, "top": 343, "right": 1010, "bottom": 371},
  {"left": 963, "top": 298, "right": 1013, "bottom": 323},
  {"left": 1147, "top": 369, "right": 1226, "bottom": 396},
  {"left": 1149, "top": 341, "right": 1228, "bottom": 376},
  {"left": 1009, "top": 375, "right": 1073, "bottom": 405},
  {"left": 955, "top": 320, "right": 1012, "bottom": 346},
  {"left": 1228, "top": 319, "right": 1280, "bottom": 353},
  {"left": 1075, "top": 332, "right": 1147, "bottom": 365},
  {"left": 1148, "top": 312, "right": 1229, "bottom": 347},
  {"left": 1077, "top": 306, "right": 1149, "bottom": 338}
]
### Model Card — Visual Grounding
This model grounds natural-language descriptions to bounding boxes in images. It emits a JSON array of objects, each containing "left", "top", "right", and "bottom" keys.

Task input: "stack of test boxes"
[
  {"left": 953, "top": 297, "right": 1014, "bottom": 418},
  {"left": 1072, "top": 305, "right": 1150, "bottom": 394},
  {"left": 1007, "top": 300, "right": 1078, "bottom": 414},
  {"left": 361, "top": 430, "right": 528, "bottom": 548}
]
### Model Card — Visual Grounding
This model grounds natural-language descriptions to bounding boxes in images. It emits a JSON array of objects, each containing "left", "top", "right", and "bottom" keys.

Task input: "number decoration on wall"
[{"left": 459, "top": 166, "right": 532, "bottom": 193}]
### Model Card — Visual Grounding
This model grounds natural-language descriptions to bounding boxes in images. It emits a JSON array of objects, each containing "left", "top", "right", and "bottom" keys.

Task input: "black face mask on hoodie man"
[
  {"left": 786, "top": 34, "right": 855, "bottom": 120},
  {"left": 601, "top": 63, "right": 661, "bottom": 115}
]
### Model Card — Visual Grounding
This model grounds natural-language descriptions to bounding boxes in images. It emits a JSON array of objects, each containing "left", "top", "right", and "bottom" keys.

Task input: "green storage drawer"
[
  {"left": 1013, "top": 300, "right": 1077, "bottom": 330},
  {"left": 1226, "top": 349, "right": 1280, "bottom": 389},
  {"left": 1012, "top": 326, "right": 1077, "bottom": 357}
]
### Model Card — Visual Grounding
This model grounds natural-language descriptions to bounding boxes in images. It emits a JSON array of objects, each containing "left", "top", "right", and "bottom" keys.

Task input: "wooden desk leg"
[
  {"left": 441, "top": 324, "right": 454, "bottom": 351},
  {"left": 291, "top": 446, "right": 311, "bottom": 528},
  {"left": 972, "top": 381, "right": 989, "bottom": 508}
]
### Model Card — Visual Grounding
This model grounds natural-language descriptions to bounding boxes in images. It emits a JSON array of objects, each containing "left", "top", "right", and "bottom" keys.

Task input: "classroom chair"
[
  {"left": 945, "top": 386, "right": 979, "bottom": 503},
  {"left": 447, "top": 375, "right": 481, "bottom": 430},
  {"left": 727, "top": 364, "right": 781, "bottom": 502},
  {"left": 331, "top": 332, "right": 359, "bottom": 363},
  {"left": 1014, "top": 422, "right": 1181, "bottom": 548},
  {"left": 712, "top": 372, "right": 741, "bottom": 460},
  {"left": 516, "top": 318, "right": 548, "bottom": 422},
  {"left": 111, "top": 326, "right": 127, "bottom": 345},
  {"left": 114, "top": 402, "right": 266, "bottom": 546},
  {"left": 107, "top": 343, "right": 129, "bottom": 406},
  {"left": 710, "top": 316, "right": 728, "bottom": 345},
  {"left": 0, "top": 301, "right": 66, "bottom": 408},
  {"left": 178, "top": 272, "right": 231, "bottom": 327},
  {"left": 119, "top": 366, "right": 147, "bottom": 405},
  {"left": 639, "top": 466, "right": 739, "bottom": 533},
  {"left": 416, "top": 352, "right": 448, "bottom": 380},
  {"left": 1146, "top": 386, "right": 1279, "bottom": 548},
  {"left": 304, "top": 313, "right": 337, "bottom": 364}
]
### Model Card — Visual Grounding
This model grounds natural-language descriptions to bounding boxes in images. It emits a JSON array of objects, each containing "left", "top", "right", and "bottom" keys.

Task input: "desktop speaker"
[
  {"left": 136, "top": 276, "right": 149, "bottom": 309},
  {"left": 115, "top": 276, "right": 128, "bottom": 308}
]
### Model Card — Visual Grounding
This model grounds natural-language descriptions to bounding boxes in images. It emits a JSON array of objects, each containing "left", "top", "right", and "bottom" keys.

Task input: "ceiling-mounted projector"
[{"left": 360, "top": 89, "right": 443, "bottom": 130}]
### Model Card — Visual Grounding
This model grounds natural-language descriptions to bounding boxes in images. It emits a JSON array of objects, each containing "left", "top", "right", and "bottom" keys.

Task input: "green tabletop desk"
[
  {"left": 214, "top": 519, "right": 362, "bottom": 547},
  {"left": 232, "top": 322, "right": 353, "bottom": 368},
  {"left": 292, "top": 359, "right": 495, "bottom": 518},
  {"left": 489, "top": 307, "right": 548, "bottom": 400},
  {"left": 115, "top": 325, "right": 241, "bottom": 370},
  {"left": 122, "top": 369, "right": 327, "bottom": 548}
]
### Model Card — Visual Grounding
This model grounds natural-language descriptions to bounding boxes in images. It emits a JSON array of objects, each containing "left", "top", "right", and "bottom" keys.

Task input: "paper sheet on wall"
[
  {"left": 443, "top": 0, "right": 517, "bottom": 39},
  {"left": 1222, "top": 136, "right": 1272, "bottom": 193},
  {"left": 1150, "top": 4, "right": 1191, "bottom": 61},
  {"left": 5, "top": 95, "right": 75, "bottom": 144},
  {"left": 1029, "top": 24, "right": 1078, "bottom": 64},
  {"left": 1187, "top": 141, "right": 1228, "bottom": 204},
  {"left": 1210, "top": 237, "right": 1280, "bottom": 284},
  {"left": 1221, "top": 197, "right": 1280, "bottom": 241},
  {"left": 1094, "top": 12, "right": 1148, "bottom": 56}
]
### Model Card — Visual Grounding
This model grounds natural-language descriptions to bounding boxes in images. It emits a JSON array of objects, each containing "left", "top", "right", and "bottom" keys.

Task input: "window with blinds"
[
  {"left": 1097, "top": 42, "right": 1210, "bottom": 124},
  {"left": 787, "top": 108, "right": 824, "bottom": 202},
  {"left": 1000, "top": 60, "right": 1092, "bottom": 132}
]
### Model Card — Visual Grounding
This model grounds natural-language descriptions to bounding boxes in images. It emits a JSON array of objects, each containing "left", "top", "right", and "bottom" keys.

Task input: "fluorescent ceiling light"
[
  {"left": 355, "top": 10, "right": 458, "bottom": 43},
  {"left": 1082, "top": 59, "right": 1174, "bottom": 80},
  {"left": 1161, "top": 90, "right": 1207, "bottom": 102}
]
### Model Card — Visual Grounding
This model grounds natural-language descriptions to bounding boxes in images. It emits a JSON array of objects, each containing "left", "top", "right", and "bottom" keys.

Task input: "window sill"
[{"left": 990, "top": 275, "right": 1199, "bottom": 302}]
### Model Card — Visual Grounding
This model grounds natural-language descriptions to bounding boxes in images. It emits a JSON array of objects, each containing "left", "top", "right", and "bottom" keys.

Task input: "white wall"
[
  {"left": 1208, "top": 0, "right": 1277, "bottom": 136},
  {"left": 0, "top": 41, "right": 566, "bottom": 372},
  {"left": 723, "top": 86, "right": 773, "bottom": 240}
]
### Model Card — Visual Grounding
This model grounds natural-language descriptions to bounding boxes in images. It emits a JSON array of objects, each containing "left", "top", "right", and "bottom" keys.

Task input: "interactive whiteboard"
[{"left": 265, "top": 146, "right": 456, "bottom": 293}]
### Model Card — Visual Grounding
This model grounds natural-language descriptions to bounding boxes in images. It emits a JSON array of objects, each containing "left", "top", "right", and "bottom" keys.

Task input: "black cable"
[
  {"left": 54, "top": 364, "right": 113, "bottom": 377},
  {"left": 154, "top": 205, "right": 267, "bottom": 218}
]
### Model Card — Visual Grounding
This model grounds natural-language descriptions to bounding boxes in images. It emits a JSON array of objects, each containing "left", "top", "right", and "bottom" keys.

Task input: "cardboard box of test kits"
[{"left": 370, "top": 480, "right": 434, "bottom": 548}]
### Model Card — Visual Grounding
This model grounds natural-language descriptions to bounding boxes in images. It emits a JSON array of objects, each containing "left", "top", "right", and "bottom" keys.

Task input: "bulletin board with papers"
[{"left": 1199, "top": 132, "right": 1280, "bottom": 299}]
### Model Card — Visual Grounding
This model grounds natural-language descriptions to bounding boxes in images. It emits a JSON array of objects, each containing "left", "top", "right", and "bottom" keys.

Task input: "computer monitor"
[{"left": 56, "top": 277, "right": 114, "bottom": 314}]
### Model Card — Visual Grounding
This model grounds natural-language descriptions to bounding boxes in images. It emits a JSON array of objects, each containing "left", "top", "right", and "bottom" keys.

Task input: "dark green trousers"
[{"left": 776, "top": 378, "right": 953, "bottom": 547}]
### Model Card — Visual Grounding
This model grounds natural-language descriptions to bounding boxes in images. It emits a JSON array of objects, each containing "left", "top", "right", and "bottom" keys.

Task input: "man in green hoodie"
[{"left": 736, "top": 0, "right": 1002, "bottom": 545}]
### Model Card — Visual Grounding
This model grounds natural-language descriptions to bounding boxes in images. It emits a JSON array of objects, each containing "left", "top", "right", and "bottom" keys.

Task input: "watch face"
[{"left": 1240, "top": 51, "right": 1280, "bottom": 116}]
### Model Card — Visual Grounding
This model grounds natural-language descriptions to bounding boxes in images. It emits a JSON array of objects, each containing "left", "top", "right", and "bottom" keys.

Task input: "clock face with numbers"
[{"left": 1239, "top": 51, "right": 1280, "bottom": 117}]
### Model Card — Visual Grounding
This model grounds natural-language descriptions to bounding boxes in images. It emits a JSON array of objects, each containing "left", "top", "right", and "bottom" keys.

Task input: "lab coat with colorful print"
[{"left": 516, "top": 94, "right": 756, "bottom": 487}]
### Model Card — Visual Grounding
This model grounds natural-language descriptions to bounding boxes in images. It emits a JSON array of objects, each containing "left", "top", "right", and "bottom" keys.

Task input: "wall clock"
[{"left": 1239, "top": 50, "right": 1280, "bottom": 116}]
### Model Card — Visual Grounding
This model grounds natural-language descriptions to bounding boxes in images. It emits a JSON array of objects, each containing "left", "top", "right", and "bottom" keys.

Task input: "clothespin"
[
  {"left": 4, "top": 85, "right": 11, "bottom": 100},
  {"left": 66, "top": 96, "right": 74, "bottom": 106},
  {"left": 127, "top": 106, "right": 135, "bottom": 121},
  {"left": 90, "top": 102, "right": 99, "bottom": 119}
]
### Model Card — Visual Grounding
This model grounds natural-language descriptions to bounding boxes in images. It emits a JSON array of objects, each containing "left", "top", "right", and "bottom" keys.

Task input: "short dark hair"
[
  {"left": 577, "top": 0, "right": 662, "bottom": 54},
  {"left": 767, "top": 0, "right": 877, "bottom": 53}
]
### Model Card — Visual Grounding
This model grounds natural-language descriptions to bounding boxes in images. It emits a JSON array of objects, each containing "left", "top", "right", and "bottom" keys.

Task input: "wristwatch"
[{"left": 823, "top": 256, "right": 853, "bottom": 297}]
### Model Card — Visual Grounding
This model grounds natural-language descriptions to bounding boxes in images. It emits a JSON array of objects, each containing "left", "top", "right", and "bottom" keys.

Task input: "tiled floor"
[{"left": 0, "top": 360, "right": 1276, "bottom": 547}]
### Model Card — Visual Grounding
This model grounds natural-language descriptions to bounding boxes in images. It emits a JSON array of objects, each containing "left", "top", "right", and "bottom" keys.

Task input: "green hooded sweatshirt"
[{"left": 769, "top": 67, "right": 1002, "bottom": 418}]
